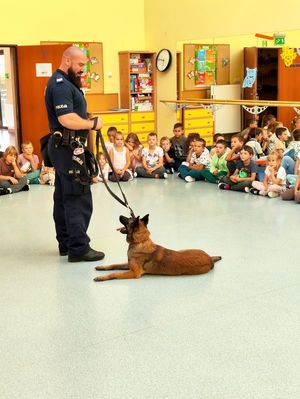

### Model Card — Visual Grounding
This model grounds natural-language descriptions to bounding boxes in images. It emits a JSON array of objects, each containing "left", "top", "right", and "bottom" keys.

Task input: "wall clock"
[{"left": 156, "top": 49, "right": 172, "bottom": 72}]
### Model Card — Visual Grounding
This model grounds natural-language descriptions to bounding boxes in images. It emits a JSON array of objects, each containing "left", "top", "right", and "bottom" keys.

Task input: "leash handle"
[{"left": 94, "top": 119, "right": 136, "bottom": 218}]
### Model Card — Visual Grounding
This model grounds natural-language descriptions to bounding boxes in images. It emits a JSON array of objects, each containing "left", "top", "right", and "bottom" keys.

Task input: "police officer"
[{"left": 45, "top": 46, "right": 104, "bottom": 262}]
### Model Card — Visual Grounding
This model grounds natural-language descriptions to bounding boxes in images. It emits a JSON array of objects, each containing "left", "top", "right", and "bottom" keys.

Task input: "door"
[
  {"left": 17, "top": 44, "right": 69, "bottom": 159},
  {"left": 277, "top": 48, "right": 300, "bottom": 127}
]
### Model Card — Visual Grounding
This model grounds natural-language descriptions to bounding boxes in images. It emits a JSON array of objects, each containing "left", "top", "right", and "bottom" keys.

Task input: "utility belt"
[
  {"left": 50, "top": 128, "right": 88, "bottom": 147},
  {"left": 53, "top": 129, "right": 98, "bottom": 190}
]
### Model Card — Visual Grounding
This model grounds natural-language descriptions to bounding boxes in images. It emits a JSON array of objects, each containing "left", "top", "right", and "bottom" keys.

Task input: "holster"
[{"left": 40, "top": 133, "right": 53, "bottom": 167}]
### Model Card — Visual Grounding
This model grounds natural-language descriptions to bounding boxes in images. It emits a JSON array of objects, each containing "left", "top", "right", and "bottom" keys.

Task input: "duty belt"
[{"left": 50, "top": 128, "right": 88, "bottom": 147}]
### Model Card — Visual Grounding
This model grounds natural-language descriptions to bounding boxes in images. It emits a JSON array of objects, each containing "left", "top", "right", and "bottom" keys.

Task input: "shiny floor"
[{"left": 1, "top": 176, "right": 300, "bottom": 399}]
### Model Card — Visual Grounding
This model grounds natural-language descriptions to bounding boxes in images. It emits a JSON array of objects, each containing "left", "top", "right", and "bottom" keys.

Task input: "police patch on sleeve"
[
  {"left": 55, "top": 104, "right": 68, "bottom": 110},
  {"left": 56, "top": 77, "right": 64, "bottom": 83}
]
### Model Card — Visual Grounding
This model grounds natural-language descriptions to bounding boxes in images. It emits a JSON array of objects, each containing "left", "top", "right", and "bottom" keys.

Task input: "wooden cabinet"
[
  {"left": 90, "top": 110, "right": 152, "bottom": 153},
  {"left": 90, "top": 111, "right": 129, "bottom": 153},
  {"left": 119, "top": 51, "right": 156, "bottom": 137},
  {"left": 182, "top": 108, "right": 214, "bottom": 146}
]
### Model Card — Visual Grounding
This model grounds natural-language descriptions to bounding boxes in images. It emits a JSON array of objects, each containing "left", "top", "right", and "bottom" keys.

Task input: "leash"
[{"left": 93, "top": 117, "right": 136, "bottom": 218}]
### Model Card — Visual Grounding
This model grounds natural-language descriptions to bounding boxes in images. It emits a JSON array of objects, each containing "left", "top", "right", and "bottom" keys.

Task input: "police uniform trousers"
[{"left": 48, "top": 137, "right": 92, "bottom": 256}]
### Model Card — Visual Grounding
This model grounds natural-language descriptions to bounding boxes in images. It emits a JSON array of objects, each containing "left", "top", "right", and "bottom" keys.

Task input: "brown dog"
[{"left": 94, "top": 214, "right": 221, "bottom": 282}]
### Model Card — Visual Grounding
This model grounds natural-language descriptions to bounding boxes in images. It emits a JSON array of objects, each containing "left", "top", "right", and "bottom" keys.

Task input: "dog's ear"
[{"left": 141, "top": 214, "right": 149, "bottom": 226}]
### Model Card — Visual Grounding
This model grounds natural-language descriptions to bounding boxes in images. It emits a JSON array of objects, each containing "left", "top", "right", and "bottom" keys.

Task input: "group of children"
[
  {"left": 0, "top": 141, "right": 55, "bottom": 195},
  {"left": 94, "top": 115, "right": 300, "bottom": 204},
  {"left": 2, "top": 114, "right": 300, "bottom": 204}
]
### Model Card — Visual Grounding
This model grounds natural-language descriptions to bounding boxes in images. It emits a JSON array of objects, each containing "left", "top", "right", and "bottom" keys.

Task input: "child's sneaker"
[
  {"left": 218, "top": 182, "right": 230, "bottom": 190},
  {"left": 249, "top": 188, "right": 259, "bottom": 195},
  {"left": 133, "top": 172, "right": 137, "bottom": 178},
  {"left": 244, "top": 187, "right": 250, "bottom": 193},
  {"left": 21, "top": 184, "right": 30, "bottom": 192},
  {"left": 163, "top": 173, "right": 168, "bottom": 179},
  {"left": 268, "top": 191, "right": 279, "bottom": 198},
  {"left": 185, "top": 176, "right": 195, "bottom": 183},
  {"left": 0, "top": 187, "right": 11, "bottom": 195}
]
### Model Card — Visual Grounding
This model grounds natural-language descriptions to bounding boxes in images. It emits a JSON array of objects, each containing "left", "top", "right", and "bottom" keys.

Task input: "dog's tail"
[{"left": 211, "top": 256, "right": 222, "bottom": 264}]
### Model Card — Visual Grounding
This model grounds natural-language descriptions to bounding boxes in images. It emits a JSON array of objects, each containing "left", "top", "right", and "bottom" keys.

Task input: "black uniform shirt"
[{"left": 45, "top": 69, "right": 87, "bottom": 130}]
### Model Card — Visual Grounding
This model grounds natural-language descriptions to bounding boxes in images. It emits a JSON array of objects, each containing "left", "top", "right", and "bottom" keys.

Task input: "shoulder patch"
[{"left": 56, "top": 77, "right": 64, "bottom": 83}]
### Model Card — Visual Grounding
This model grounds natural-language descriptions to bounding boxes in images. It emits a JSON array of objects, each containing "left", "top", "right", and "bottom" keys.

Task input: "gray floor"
[{"left": 1, "top": 176, "right": 300, "bottom": 399}]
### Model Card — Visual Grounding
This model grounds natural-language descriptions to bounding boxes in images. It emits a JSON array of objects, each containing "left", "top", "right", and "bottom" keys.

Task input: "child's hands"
[
  {"left": 213, "top": 169, "right": 219, "bottom": 175},
  {"left": 230, "top": 175, "right": 238, "bottom": 183},
  {"left": 24, "top": 154, "right": 33, "bottom": 161},
  {"left": 9, "top": 176, "right": 18, "bottom": 184}
]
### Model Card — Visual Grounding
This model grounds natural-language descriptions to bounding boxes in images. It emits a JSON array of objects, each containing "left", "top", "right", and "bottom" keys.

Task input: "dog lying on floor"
[{"left": 94, "top": 214, "right": 221, "bottom": 282}]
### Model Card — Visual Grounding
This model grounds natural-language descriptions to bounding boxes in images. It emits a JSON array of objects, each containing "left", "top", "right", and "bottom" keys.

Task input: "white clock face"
[{"left": 156, "top": 49, "right": 171, "bottom": 72}]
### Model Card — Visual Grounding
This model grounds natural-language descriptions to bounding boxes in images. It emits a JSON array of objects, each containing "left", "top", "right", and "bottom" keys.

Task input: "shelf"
[
  {"left": 130, "top": 72, "right": 152, "bottom": 75},
  {"left": 131, "top": 91, "right": 153, "bottom": 95}
]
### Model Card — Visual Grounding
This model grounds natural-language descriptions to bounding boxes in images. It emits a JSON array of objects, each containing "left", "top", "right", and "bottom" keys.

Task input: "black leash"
[{"left": 94, "top": 118, "right": 136, "bottom": 218}]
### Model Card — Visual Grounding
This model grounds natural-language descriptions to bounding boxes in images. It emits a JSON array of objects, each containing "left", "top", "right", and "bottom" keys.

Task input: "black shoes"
[
  {"left": 0, "top": 188, "right": 12, "bottom": 195},
  {"left": 68, "top": 248, "right": 105, "bottom": 263}
]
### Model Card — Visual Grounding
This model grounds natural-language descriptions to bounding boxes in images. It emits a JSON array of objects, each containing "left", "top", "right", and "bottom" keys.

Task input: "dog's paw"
[{"left": 94, "top": 276, "right": 104, "bottom": 282}]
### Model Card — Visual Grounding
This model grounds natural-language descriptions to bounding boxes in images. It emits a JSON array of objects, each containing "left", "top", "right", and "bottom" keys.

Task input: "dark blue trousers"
[{"left": 48, "top": 138, "right": 92, "bottom": 256}]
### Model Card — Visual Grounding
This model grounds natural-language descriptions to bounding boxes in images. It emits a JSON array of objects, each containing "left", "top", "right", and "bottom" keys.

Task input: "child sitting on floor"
[
  {"left": 285, "top": 128, "right": 300, "bottom": 161},
  {"left": 39, "top": 161, "right": 55, "bottom": 185},
  {"left": 17, "top": 141, "right": 40, "bottom": 184},
  {"left": 274, "top": 127, "right": 294, "bottom": 175},
  {"left": 135, "top": 132, "right": 167, "bottom": 179},
  {"left": 186, "top": 133, "right": 201, "bottom": 161},
  {"left": 281, "top": 152, "right": 300, "bottom": 202},
  {"left": 246, "top": 128, "right": 264, "bottom": 161},
  {"left": 178, "top": 138, "right": 211, "bottom": 182},
  {"left": 225, "top": 134, "right": 244, "bottom": 175},
  {"left": 240, "top": 117, "right": 258, "bottom": 142},
  {"left": 160, "top": 136, "right": 175, "bottom": 173},
  {"left": 0, "top": 146, "right": 29, "bottom": 194},
  {"left": 108, "top": 131, "right": 132, "bottom": 182},
  {"left": 267, "top": 121, "right": 283, "bottom": 154},
  {"left": 197, "top": 139, "right": 228, "bottom": 183},
  {"left": 105, "top": 126, "right": 117, "bottom": 153},
  {"left": 219, "top": 145, "right": 257, "bottom": 192},
  {"left": 94, "top": 152, "right": 109, "bottom": 183},
  {"left": 170, "top": 123, "right": 188, "bottom": 171},
  {"left": 125, "top": 133, "right": 143, "bottom": 172},
  {"left": 250, "top": 151, "right": 286, "bottom": 198},
  {"left": 210, "top": 133, "right": 226, "bottom": 157}
]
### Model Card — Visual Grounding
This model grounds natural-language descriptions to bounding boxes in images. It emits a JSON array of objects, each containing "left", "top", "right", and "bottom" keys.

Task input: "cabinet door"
[{"left": 278, "top": 48, "right": 300, "bottom": 126}]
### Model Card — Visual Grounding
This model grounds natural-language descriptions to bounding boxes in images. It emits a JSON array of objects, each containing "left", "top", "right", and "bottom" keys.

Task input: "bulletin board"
[
  {"left": 194, "top": 45, "right": 217, "bottom": 85},
  {"left": 40, "top": 41, "right": 104, "bottom": 93},
  {"left": 184, "top": 43, "right": 230, "bottom": 90}
]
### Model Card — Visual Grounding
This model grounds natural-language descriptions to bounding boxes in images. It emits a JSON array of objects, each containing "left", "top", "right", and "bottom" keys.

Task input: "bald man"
[{"left": 45, "top": 46, "right": 105, "bottom": 262}]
